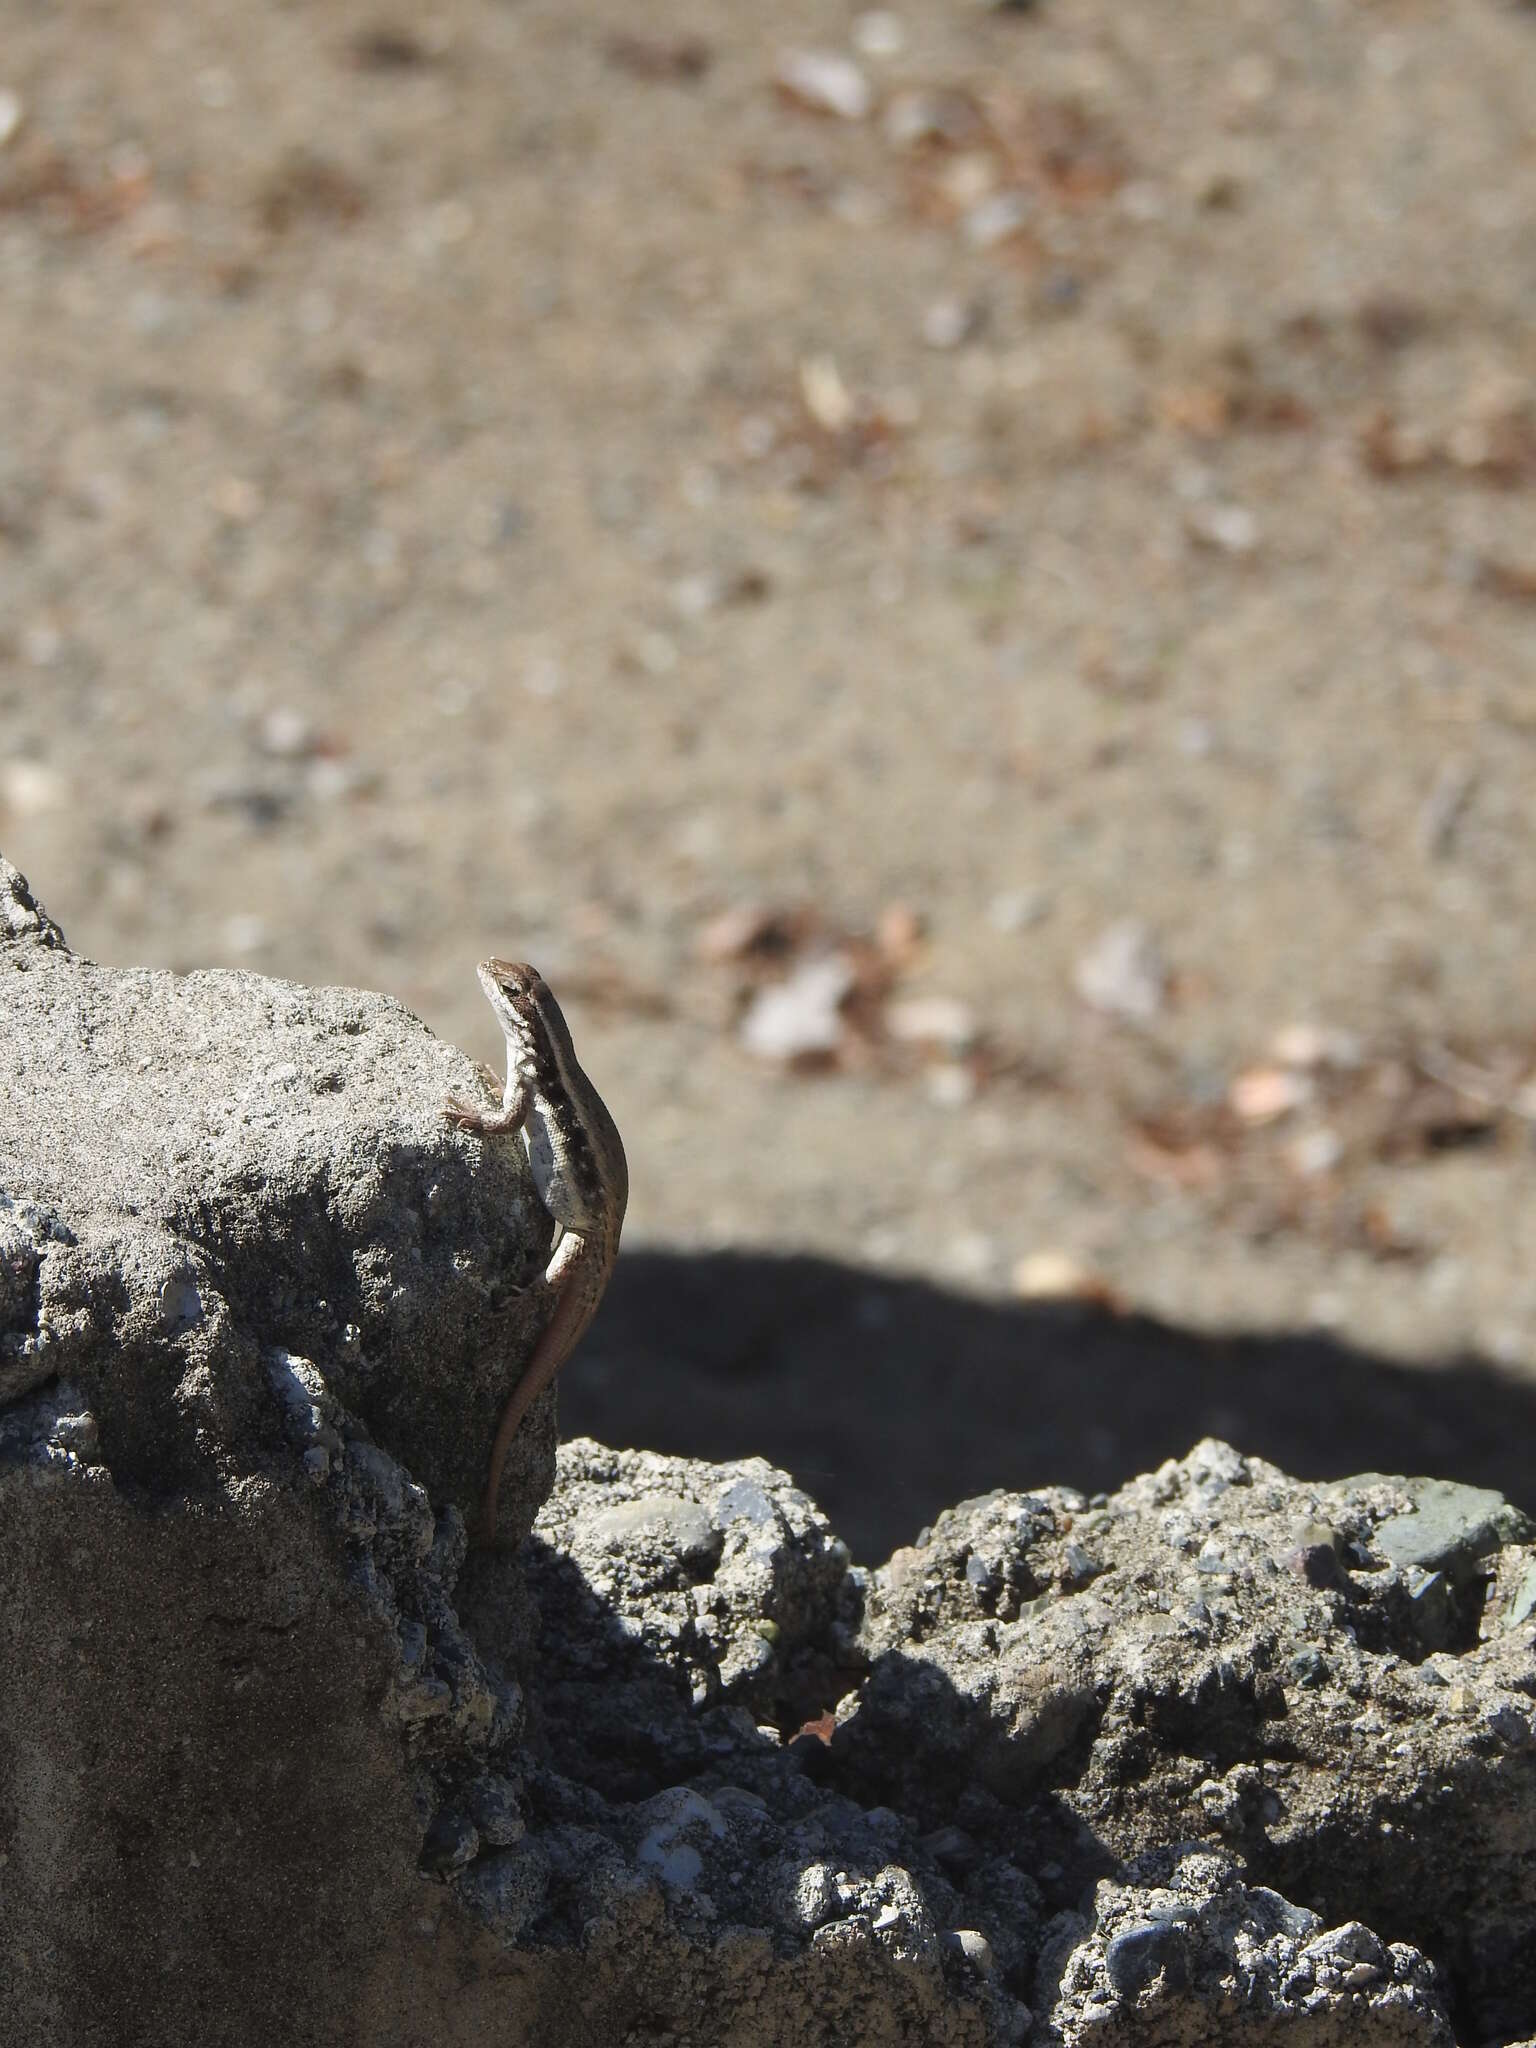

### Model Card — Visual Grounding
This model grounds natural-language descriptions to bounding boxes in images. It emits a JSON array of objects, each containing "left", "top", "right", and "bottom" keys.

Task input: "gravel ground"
[{"left": 4, "top": 0, "right": 1535, "bottom": 1551}]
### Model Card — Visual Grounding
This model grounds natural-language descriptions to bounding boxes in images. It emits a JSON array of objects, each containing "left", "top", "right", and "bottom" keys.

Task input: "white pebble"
[
  {"left": 1074, "top": 919, "right": 1165, "bottom": 1022},
  {"left": 260, "top": 706, "right": 314, "bottom": 759},
  {"left": 800, "top": 355, "right": 855, "bottom": 433},
  {"left": 926, "top": 1063, "right": 976, "bottom": 1108},
  {"left": 307, "top": 758, "right": 367, "bottom": 802},
  {"left": 852, "top": 11, "right": 906, "bottom": 58},
  {"left": 1270, "top": 1022, "right": 1364, "bottom": 1071},
  {"left": 946, "top": 1929, "right": 995, "bottom": 1975},
  {"left": 963, "top": 191, "right": 1032, "bottom": 249},
  {"left": 921, "top": 297, "right": 977, "bottom": 351},
  {"left": 946, "top": 1232, "right": 996, "bottom": 1280},
  {"left": 669, "top": 572, "right": 722, "bottom": 619},
  {"left": 1189, "top": 503, "right": 1260, "bottom": 556},
  {"left": 0, "top": 760, "right": 66, "bottom": 816},
  {"left": 1012, "top": 1251, "right": 1110, "bottom": 1304},
  {"left": 1229, "top": 1066, "right": 1313, "bottom": 1124},
  {"left": 885, "top": 995, "right": 977, "bottom": 1053},
  {"left": 776, "top": 49, "right": 872, "bottom": 122}
]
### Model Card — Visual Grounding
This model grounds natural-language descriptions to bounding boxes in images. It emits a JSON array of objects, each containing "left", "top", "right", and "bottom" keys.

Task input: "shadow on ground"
[{"left": 563, "top": 1250, "right": 1536, "bottom": 1563}]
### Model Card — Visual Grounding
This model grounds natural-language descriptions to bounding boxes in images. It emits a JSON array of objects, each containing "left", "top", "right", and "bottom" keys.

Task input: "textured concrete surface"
[{"left": 4, "top": 859, "right": 1529, "bottom": 2045}]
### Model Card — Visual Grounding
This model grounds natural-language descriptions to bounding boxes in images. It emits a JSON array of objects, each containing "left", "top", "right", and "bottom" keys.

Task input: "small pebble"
[
  {"left": 1270, "top": 1022, "right": 1364, "bottom": 1070},
  {"left": 852, "top": 11, "right": 906, "bottom": 58},
  {"left": 1287, "top": 1127, "right": 1343, "bottom": 1177},
  {"left": 670, "top": 571, "right": 723, "bottom": 619},
  {"left": 1229, "top": 1065, "right": 1313, "bottom": 1124},
  {"left": 921, "top": 297, "right": 980, "bottom": 351},
  {"left": 987, "top": 888, "right": 1050, "bottom": 934},
  {"left": 1012, "top": 1250, "right": 1114, "bottom": 1305},
  {"left": 962, "top": 191, "right": 1032, "bottom": 249},
  {"left": 922, "top": 1825, "right": 980, "bottom": 1873},
  {"left": 775, "top": 49, "right": 872, "bottom": 122},
  {"left": 940, "top": 153, "right": 997, "bottom": 210},
  {"left": 1061, "top": 1542, "right": 1102, "bottom": 1587},
  {"left": 885, "top": 995, "right": 977, "bottom": 1053},
  {"left": 260, "top": 707, "right": 314, "bottom": 759},
  {"left": 926, "top": 1063, "right": 977, "bottom": 1108},
  {"left": 0, "top": 760, "right": 66, "bottom": 817},
  {"left": 1187, "top": 503, "right": 1260, "bottom": 556},
  {"left": 0, "top": 89, "right": 22, "bottom": 149},
  {"left": 307, "top": 758, "right": 371, "bottom": 803},
  {"left": 882, "top": 89, "right": 976, "bottom": 152},
  {"left": 800, "top": 355, "right": 855, "bottom": 433},
  {"left": 946, "top": 1232, "right": 997, "bottom": 1281},
  {"left": 1074, "top": 919, "right": 1165, "bottom": 1022}
]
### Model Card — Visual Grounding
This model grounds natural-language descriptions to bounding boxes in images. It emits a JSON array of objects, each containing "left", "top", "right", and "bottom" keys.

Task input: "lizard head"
[
  {"left": 475, "top": 958, "right": 587, "bottom": 1104},
  {"left": 476, "top": 957, "right": 543, "bottom": 1016}
]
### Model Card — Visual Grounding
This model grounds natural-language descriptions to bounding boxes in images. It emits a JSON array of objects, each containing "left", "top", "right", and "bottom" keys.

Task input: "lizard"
[{"left": 443, "top": 958, "right": 628, "bottom": 1545}]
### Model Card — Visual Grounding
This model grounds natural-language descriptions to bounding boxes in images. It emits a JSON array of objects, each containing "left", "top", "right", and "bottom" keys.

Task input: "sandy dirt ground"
[{"left": 3, "top": 0, "right": 1535, "bottom": 1556}]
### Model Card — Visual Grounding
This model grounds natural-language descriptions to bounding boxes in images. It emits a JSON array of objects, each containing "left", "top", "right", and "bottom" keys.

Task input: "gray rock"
[
  {"left": 587, "top": 1489, "right": 722, "bottom": 1568},
  {"left": 0, "top": 860, "right": 1514, "bottom": 2044},
  {"left": 1040, "top": 1848, "right": 1451, "bottom": 2044},
  {"left": 1506, "top": 1561, "right": 1536, "bottom": 1628},
  {"left": 1371, "top": 1477, "right": 1530, "bottom": 1574},
  {"left": 456, "top": 1838, "right": 551, "bottom": 1940},
  {"left": 0, "top": 858, "right": 555, "bottom": 1541},
  {"left": 467, "top": 1771, "right": 526, "bottom": 1847},
  {"left": 846, "top": 1440, "right": 1536, "bottom": 2041},
  {"left": 0, "top": 859, "right": 1024, "bottom": 2047}
]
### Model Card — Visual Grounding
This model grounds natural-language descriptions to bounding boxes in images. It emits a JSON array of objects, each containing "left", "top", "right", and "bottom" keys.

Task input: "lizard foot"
[{"left": 442, "top": 1091, "right": 495, "bottom": 1132}]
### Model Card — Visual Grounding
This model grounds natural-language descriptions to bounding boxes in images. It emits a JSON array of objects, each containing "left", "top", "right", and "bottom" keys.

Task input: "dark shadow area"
[{"left": 564, "top": 1249, "right": 1536, "bottom": 1563}]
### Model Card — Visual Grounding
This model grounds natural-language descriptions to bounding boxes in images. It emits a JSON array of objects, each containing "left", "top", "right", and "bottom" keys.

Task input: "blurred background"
[{"left": 3, "top": 0, "right": 1535, "bottom": 1559}]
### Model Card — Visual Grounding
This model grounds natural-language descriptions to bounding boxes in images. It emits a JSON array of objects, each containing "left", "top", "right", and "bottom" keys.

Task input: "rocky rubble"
[{"left": 1, "top": 856, "right": 1530, "bottom": 2046}]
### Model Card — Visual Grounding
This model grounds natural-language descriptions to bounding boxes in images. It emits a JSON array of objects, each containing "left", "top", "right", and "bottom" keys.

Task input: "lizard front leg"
[{"left": 444, "top": 1061, "right": 533, "bottom": 1136}]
